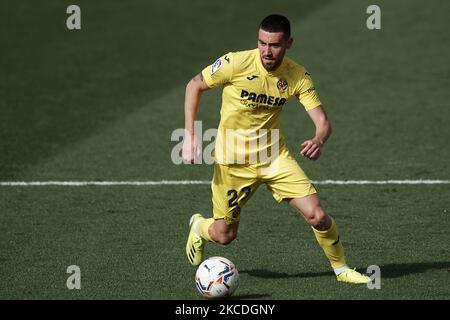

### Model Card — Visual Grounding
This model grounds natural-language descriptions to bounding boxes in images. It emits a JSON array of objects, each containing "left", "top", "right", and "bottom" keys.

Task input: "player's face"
[{"left": 258, "top": 29, "right": 293, "bottom": 71}]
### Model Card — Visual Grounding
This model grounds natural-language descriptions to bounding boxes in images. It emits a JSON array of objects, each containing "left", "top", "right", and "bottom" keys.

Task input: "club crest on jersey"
[
  {"left": 210, "top": 58, "right": 222, "bottom": 75},
  {"left": 276, "top": 78, "right": 288, "bottom": 92}
]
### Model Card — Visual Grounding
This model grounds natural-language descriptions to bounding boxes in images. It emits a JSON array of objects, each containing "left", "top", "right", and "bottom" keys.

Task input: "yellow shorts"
[{"left": 211, "top": 148, "right": 317, "bottom": 224}]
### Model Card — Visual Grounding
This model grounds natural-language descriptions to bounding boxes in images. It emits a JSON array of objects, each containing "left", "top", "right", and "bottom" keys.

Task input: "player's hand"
[
  {"left": 182, "top": 134, "right": 201, "bottom": 164},
  {"left": 300, "top": 139, "right": 323, "bottom": 161}
]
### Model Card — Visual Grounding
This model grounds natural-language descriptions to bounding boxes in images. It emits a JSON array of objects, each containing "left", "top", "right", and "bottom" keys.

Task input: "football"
[{"left": 195, "top": 256, "right": 239, "bottom": 298}]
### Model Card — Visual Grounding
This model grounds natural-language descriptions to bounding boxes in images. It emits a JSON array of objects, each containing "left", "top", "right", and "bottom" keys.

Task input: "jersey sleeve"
[
  {"left": 295, "top": 70, "right": 322, "bottom": 111},
  {"left": 201, "top": 52, "right": 234, "bottom": 88}
]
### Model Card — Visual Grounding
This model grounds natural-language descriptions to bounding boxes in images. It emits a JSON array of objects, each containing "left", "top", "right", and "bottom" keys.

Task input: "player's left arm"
[{"left": 300, "top": 105, "right": 332, "bottom": 160}]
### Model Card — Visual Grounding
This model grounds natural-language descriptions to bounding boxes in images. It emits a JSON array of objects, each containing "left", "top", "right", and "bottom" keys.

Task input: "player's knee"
[
  {"left": 211, "top": 220, "right": 238, "bottom": 245},
  {"left": 216, "top": 236, "right": 235, "bottom": 245},
  {"left": 308, "top": 207, "right": 328, "bottom": 230},
  {"left": 215, "top": 230, "right": 237, "bottom": 245}
]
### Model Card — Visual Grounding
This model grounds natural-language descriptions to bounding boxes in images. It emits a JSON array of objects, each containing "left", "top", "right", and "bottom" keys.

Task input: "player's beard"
[
  {"left": 261, "top": 50, "right": 285, "bottom": 71},
  {"left": 262, "top": 56, "right": 282, "bottom": 71}
]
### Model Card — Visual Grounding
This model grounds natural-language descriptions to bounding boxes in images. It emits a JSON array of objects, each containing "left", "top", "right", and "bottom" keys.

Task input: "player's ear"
[
  {"left": 286, "top": 37, "right": 294, "bottom": 49},
  {"left": 286, "top": 37, "right": 293, "bottom": 49}
]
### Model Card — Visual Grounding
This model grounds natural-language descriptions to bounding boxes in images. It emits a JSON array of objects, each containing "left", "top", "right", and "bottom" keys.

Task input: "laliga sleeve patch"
[{"left": 210, "top": 58, "right": 222, "bottom": 75}]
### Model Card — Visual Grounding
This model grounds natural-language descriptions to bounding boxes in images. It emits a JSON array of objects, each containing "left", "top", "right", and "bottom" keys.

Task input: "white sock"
[{"left": 334, "top": 264, "right": 349, "bottom": 275}]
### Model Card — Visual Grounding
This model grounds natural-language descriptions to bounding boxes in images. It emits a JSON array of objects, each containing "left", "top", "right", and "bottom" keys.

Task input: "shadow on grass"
[
  {"left": 378, "top": 261, "right": 450, "bottom": 278},
  {"left": 240, "top": 261, "right": 450, "bottom": 279},
  {"left": 240, "top": 269, "right": 331, "bottom": 279}
]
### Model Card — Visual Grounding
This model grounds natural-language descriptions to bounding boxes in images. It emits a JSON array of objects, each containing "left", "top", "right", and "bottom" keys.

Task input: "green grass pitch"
[{"left": 0, "top": 0, "right": 449, "bottom": 299}]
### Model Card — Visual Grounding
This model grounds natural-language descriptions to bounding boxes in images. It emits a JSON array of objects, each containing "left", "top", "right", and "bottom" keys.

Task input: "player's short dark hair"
[{"left": 259, "top": 14, "right": 291, "bottom": 40}]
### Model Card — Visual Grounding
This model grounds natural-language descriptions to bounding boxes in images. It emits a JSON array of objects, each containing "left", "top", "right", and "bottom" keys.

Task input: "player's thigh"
[
  {"left": 264, "top": 151, "right": 317, "bottom": 203},
  {"left": 211, "top": 163, "right": 261, "bottom": 225}
]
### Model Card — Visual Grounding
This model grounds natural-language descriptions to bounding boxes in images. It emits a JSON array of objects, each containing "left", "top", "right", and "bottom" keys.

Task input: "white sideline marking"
[{"left": 0, "top": 180, "right": 449, "bottom": 186}]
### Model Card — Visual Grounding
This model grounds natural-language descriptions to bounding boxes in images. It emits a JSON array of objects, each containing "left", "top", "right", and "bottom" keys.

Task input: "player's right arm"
[
  {"left": 182, "top": 53, "right": 234, "bottom": 163},
  {"left": 182, "top": 73, "right": 210, "bottom": 163}
]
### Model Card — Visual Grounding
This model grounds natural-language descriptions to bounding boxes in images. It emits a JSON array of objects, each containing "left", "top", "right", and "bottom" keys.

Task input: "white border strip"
[{"left": 0, "top": 180, "right": 449, "bottom": 186}]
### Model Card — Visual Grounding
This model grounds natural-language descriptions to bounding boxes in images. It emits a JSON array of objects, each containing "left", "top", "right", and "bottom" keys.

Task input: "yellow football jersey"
[{"left": 201, "top": 49, "right": 322, "bottom": 165}]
